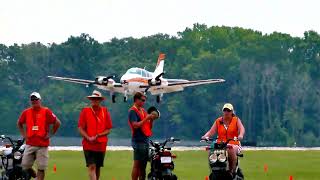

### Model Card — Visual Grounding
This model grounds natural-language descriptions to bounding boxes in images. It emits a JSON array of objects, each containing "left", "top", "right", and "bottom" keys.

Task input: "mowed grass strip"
[{"left": 45, "top": 150, "right": 320, "bottom": 180}]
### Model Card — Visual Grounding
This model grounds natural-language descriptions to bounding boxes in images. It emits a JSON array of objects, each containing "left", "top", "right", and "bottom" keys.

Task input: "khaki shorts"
[{"left": 22, "top": 145, "right": 49, "bottom": 170}]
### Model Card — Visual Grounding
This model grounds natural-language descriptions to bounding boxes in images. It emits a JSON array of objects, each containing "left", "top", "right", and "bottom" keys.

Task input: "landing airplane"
[{"left": 48, "top": 54, "right": 225, "bottom": 103}]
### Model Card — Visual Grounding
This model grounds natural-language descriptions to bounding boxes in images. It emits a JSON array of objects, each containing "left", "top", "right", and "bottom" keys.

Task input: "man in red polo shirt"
[
  {"left": 78, "top": 90, "right": 113, "bottom": 180},
  {"left": 17, "top": 92, "right": 61, "bottom": 180}
]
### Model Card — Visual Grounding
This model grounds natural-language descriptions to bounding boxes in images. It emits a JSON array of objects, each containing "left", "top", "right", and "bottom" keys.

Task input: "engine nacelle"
[
  {"left": 149, "top": 78, "right": 161, "bottom": 86},
  {"left": 95, "top": 76, "right": 114, "bottom": 85}
]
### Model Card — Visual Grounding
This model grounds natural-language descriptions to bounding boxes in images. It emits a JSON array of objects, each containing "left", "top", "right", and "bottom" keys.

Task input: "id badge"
[{"left": 32, "top": 126, "right": 39, "bottom": 131}]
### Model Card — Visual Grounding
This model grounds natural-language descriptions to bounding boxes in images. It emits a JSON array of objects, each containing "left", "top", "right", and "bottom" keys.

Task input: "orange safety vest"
[
  {"left": 26, "top": 107, "right": 48, "bottom": 138},
  {"left": 83, "top": 107, "right": 109, "bottom": 143},
  {"left": 216, "top": 116, "right": 240, "bottom": 145},
  {"left": 128, "top": 106, "right": 152, "bottom": 137}
]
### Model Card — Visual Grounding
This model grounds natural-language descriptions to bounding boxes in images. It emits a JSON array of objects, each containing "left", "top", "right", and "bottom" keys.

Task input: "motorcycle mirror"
[
  {"left": 169, "top": 137, "right": 176, "bottom": 143},
  {"left": 5, "top": 144, "right": 12, "bottom": 148}
]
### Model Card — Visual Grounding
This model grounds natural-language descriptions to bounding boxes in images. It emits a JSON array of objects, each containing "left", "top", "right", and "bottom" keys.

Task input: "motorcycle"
[
  {"left": 147, "top": 137, "right": 180, "bottom": 180},
  {"left": 0, "top": 135, "right": 30, "bottom": 180},
  {"left": 200, "top": 137, "right": 244, "bottom": 180}
]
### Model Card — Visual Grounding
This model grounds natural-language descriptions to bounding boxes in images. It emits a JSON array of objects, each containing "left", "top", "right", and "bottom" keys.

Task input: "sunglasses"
[
  {"left": 223, "top": 108, "right": 232, "bottom": 112},
  {"left": 30, "top": 98, "right": 40, "bottom": 102},
  {"left": 140, "top": 98, "right": 146, "bottom": 102}
]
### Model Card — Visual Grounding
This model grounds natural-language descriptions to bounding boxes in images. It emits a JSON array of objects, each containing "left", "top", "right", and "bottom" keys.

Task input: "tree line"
[{"left": 1, "top": 24, "right": 319, "bottom": 146}]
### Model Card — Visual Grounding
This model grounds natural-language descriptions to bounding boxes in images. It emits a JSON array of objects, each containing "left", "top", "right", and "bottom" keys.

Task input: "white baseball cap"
[
  {"left": 222, "top": 103, "right": 234, "bottom": 112},
  {"left": 30, "top": 92, "right": 41, "bottom": 100}
]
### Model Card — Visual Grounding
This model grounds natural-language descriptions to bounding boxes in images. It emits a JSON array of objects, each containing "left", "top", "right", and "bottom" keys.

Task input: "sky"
[{"left": 0, "top": 0, "right": 319, "bottom": 45}]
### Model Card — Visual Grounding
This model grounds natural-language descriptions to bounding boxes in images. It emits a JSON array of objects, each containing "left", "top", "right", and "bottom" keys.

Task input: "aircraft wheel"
[{"left": 112, "top": 95, "right": 116, "bottom": 103}]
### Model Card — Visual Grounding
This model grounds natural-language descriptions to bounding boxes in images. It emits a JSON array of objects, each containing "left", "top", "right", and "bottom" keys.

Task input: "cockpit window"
[
  {"left": 127, "top": 68, "right": 141, "bottom": 75},
  {"left": 141, "top": 70, "right": 147, "bottom": 77}
]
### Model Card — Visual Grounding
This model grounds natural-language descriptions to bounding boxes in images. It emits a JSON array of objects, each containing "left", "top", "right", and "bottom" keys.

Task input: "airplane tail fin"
[{"left": 153, "top": 53, "right": 165, "bottom": 77}]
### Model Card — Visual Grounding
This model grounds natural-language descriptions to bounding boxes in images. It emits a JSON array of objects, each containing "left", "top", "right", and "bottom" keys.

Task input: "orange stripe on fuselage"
[{"left": 126, "top": 77, "right": 149, "bottom": 84}]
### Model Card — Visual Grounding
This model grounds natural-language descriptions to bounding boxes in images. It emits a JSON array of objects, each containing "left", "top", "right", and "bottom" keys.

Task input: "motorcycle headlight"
[
  {"left": 4, "top": 149, "right": 12, "bottom": 156},
  {"left": 218, "top": 154, "right": 227, "bottom": 162},
  {"left": 209, "top": 154, "right": 217, "bottom": 163},
  {"left": 14, "top": 151, "right": 22, "bottom": 160}
]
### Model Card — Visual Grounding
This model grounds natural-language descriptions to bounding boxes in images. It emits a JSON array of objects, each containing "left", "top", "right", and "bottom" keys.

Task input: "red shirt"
[
  {"left": 78, "top": 106, "right": 112, "bottom": 152},
  {"left": 18, "top": 107, "right": 57, "bottom": 147}
]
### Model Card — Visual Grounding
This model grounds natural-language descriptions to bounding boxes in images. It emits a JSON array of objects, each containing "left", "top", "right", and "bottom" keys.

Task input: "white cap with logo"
[{"left": 30, "top": 92, "right": 41, "bottom": 100}]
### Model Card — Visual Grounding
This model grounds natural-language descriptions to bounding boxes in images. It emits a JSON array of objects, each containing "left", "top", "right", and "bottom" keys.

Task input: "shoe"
[{"left": 28, "top": 168, "right": 37, "bottom": 178}]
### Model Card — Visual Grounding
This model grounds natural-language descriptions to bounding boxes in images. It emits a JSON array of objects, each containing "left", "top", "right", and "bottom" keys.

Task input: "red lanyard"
[
  {"left": 32, "top": 108, "right": 41, "bottom": 126},
  {"left": 91, "top": 107, "right": 105, "bottom": 122}
]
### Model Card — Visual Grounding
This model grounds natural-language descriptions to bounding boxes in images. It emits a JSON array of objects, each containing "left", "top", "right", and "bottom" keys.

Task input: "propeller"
[
  {"left": 148, "top": 72, "right": 165, "bottom": 86},
  {"left": 86, "top": 75, "right": 116, "bottom": 87},
  {"left": 145, "top": 72, "right": 165, "bottom": 93}
]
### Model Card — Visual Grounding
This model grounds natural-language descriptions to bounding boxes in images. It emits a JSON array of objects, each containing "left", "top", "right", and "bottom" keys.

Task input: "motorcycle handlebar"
[
  {"left": 200, "top": 137, "right": 239, "bottom": 143},
  {"left": 149, "top": 137, "right": 180, "bottom": 148},
  {"left": 0, "top": 135, "right": 25, "bottom": 147},
  {"left": 200, "top": 137, "right": 214, "bottom": 142},
  {"left": 172, "top": 138, "right": 180, "bottom": 142},
  {"left": 0, "top": 135, "right": 14, "bottom": 146}
]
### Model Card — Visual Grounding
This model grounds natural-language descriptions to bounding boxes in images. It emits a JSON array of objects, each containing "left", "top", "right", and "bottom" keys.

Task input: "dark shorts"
[
  {"left": 132, "top": 143, "right": 149, "bottom": 162},
  {"left": 84, "top": 150, "right": 105, "bottom": 167}
]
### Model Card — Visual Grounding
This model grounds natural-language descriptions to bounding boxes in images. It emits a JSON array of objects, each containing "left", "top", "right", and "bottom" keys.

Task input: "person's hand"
[
  {"left": 150, "top": 113, "right": 158, "bottom": 121},
  {"left": 201, "top": 136, "right": 209, "bottom": 140},
  {"left": 238, "top": 135, "right": 244, "bottom": 141},
  {"left": 44, "top": 133, "right": 52, "bottom": 140},
  {"left": 87, "top": 136, "right": 97, "bottom": 142},
  {"left": 146, "top": 114, "right": 155, "bottom": 121}
]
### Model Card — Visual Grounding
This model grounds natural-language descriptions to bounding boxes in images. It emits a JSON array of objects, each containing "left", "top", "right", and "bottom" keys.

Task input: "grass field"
[{"left": 43, "top": 150, "right": 320, "bottom": 180}]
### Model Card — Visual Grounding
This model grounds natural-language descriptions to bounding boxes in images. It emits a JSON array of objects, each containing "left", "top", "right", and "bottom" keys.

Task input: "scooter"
[
  {"left": 147, "top": 137, "right": 180, "bottom": 180},
  {"left": 0, "top": 135, "right": 30, "bottom": 180},
  {"left": 200, "top": 137, "right": 244, "bottom": 180}
]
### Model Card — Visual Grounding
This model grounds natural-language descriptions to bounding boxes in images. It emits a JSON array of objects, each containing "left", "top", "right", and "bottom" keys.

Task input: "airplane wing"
[
  {"left": 47, "top": 76, "right": 94, "bottom": 85},
  {"left": 47, "top": 76, "right": 124, "bottom": 93},
  {"left": 167, "top": 79, "right": 225, "bottom": 87},
  {"left": 149, "top": 78, "right": 225, "bottom": 95}
]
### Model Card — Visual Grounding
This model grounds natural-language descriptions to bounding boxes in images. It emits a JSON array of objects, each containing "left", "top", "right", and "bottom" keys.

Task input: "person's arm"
[
  {"left": 97, "top": 109, "right": 112, "bottom": 137},
  {"left": 78, "top": 126, "right": 91, "bottom": 140},
  {"left": 17, "top": 122, "right": 26, "bottom": 139},
  {"left": 46, "top": 109, "right": 61, "bottom": 136},
  {"left": 78, "top": 109, "right": 95, "bottom": 142},
  {"left": 17, "top": 111, "right": 27, "bottom": 138},
  {"left": 97, "top": 129, "right": 111, "bottom": 137},
  {"left": 237, "top": 118, "right": 245, "bottom": 140},
  {"left": 202, "top": 121, "right": 217, "bottom": 138},
  {"left": 129, "top": 110, "right": 153, "bottom": 129},
  {"left": 52, "top": 118, "right": 61, "bottom": 135}
]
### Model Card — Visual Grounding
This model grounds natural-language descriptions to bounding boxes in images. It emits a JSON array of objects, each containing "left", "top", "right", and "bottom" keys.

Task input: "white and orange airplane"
[{"left": 48, "top": 54, "right": 225, "bottom": 103}]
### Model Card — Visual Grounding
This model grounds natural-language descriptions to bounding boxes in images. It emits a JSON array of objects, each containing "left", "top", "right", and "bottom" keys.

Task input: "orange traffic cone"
[
  {"left": 264, "top": 164, "right": 268, "bottom": 173},
  {"left": 289, "top": 175, "right": 293, "bottom": 180},
  {"left": 53, "top": 164, "right": 57, "bottom": 173},
  {"left": 205, "top": 176, "right": 209, "bottom": 180}
]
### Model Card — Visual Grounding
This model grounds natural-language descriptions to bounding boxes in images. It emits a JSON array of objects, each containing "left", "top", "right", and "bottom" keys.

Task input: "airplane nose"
[{"left": 120, "top": 76, "right": 126, "bottom": 84}]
